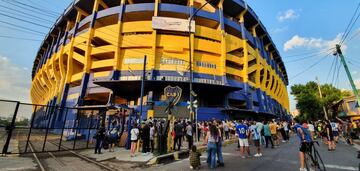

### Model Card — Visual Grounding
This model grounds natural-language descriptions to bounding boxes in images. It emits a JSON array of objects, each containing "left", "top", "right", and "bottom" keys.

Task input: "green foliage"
[{"left": 291, "top": 82, "right": 343, "bottom": 121}]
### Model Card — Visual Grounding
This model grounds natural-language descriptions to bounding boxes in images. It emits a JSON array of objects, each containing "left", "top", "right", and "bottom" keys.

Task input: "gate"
[{"left": 0, "top": 100, "right": 106, "bottom": 154}]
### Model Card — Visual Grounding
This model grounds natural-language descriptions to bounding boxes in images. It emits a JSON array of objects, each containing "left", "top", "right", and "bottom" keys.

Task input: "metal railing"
[{"left": 0, "top": 100, "right": 105, "bottom": 154}]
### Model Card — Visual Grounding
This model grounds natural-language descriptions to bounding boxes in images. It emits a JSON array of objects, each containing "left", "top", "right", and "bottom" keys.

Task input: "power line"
[
  {"left": 0, "top": 24, "right": 46, "bottom": 36},
  {"left": 283, "top": 48, "right": 333, "bottom": 59},
  {"left": 5, "top": 0, "right": 60, "bottom": 16},
  {"left": 0, "top": 12, "right": 51, "bottom": 29},
  {"left": 331, "top": 57, "right": 339, "bottom": 86},
  {"left": 284, "top": 50, "right": 331, "bottom": 63},
  {"left": 290, "top": 52, "right": 331, "bottom": 81},
  {"left": 0, "top": 6, "right": 53, "bottom": 25},
  {"left": 340, "top": 2, "right": 360, "bottom": 43},
  {"left": 0, "top": 20, "right": 47, "bottom": 35},
  {"left": 344, "top": 29, "right": 360, "bottom": 44},
  {"left": 0, "top": 4, "right": 55, "bottom": 23},
  {"left": 1, "top": 0, "right": 58, "bottom": 19},
  {"left": 0, "top": 35, "right": 42, "bottom": 41},
  {"left": 334, "top": 58, "right": 341, "bottom": 88},
  {"left": 341, "top": 2, "right": 360, "bottom": 44},
  {"left": 326, "top": 55, "right": 336, "bottom": 83}
]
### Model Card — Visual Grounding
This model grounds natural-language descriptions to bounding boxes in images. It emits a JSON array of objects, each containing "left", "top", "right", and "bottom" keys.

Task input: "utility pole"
[
  {"left": 335, "top": 44, "right": 360, "bottom": 107},
  {"left": 139, "top": 55, "right": 147, "bottom": 120},
  {"left": 316, "top": 77, "right": 329, "bottom": 120}
]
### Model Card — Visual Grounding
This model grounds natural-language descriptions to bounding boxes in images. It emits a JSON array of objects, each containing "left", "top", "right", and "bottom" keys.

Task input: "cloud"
[
  {"left": 271, "top": 26, "right": 289, "bottom": 34},
  {"left": 278, "top": 9, "right": 299, "bottom": 22},
  {"left": 355, "top": 79, "right": 360, "bottom": 89},
  {"left": 0, "top": 56, "right": 31, "bottom": 103},
  {"left": 283, "top": 34, "right": 346, "bottom": 52}
]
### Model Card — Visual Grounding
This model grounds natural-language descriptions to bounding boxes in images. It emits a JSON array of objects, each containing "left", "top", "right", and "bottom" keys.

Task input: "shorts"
[
  {"left": 333, "top": 131, "right": 339, "bottom": 137},
  {"left": 299, "top": 142, "right": 312, "bottom": 153},
  {"left": 253, "top": 140, "right": 260, "bottom": 147},
  {"left": 271, "top": 134, "right": 277, "bottom": 140},
  {"left": 238, "top": 138, "right": 249, "bottom": 147},
  {"left": 131, "top": 140, "right": 138, "bottom": 143}
]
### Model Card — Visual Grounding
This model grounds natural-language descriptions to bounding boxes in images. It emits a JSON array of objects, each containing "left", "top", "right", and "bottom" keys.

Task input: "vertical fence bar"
[
  {"left": 24, "top": 105, "right": 38, "bottom": 153},
  {"left": 42, "top": 105, "right": 53, "bottom": 152},
  {"left": 86, "top": 111, "right": 94, "bottom": 148},
  {"left": 58, "top": 108, "right": 69, "bottom": 151},
  {"left": 72, "top": 109, "right": 81, "bottom": 150},
  {"left": 2, "top": 101, "right": 20, "bottom": 154}
]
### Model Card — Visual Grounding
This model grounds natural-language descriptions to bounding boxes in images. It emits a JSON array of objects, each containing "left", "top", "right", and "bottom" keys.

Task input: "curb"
[{"left": 147, "top": 139, "right": 237, "bottom": 166}]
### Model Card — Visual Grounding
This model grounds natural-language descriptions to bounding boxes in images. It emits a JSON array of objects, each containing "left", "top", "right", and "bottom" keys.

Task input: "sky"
[{"left": 0, "top": 0, "right": 360, "bottom": 113}]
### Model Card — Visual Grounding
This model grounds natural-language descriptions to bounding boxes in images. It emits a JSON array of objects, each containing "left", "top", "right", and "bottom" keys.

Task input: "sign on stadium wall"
[
  {"left": 164, "top": 85, "right": 182, "bottom": 105},
  {"left": 152, "top": 16, "right": 195, "bottom": 33}
]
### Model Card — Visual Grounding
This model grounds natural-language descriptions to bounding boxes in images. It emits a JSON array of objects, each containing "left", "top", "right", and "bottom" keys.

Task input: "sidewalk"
[
  {"left": 78, "top": 138, "right": 237, "bottom": 165},
  {"left": 147, "top": 138, "right": 237, "bottom": 165},
  {"left": 79, "top": 147, "right": 154, "bottom": 162}
]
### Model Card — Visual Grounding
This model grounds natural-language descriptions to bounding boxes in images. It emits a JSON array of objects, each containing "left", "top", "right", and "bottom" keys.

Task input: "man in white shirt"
[
  {"left": 186, "top": 121, "right": 193, "bottom": 150},
  {"left": 307, "top": 121, "right": 315, "bottom": 140}
]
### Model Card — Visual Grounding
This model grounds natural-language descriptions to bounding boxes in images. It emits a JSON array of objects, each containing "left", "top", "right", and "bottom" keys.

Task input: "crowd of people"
[
  {"left": 291, "top": 117, "right": 360, "bottom": 171},
  {"left": 188, "top": 119, "right": 291, "bottom": 169},
  {"left": 93, "top": 115, "right": 360, "bottom": 170}
]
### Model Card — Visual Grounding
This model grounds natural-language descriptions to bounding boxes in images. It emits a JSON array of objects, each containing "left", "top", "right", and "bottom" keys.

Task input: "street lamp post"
[{"left": 188, "top": 0, "right": 219, "bottom": 141}]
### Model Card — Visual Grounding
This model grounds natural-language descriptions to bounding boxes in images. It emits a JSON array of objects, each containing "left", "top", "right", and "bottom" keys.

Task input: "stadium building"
[{"left": 30, "top": 0, "right": 290, "bottom": 124}]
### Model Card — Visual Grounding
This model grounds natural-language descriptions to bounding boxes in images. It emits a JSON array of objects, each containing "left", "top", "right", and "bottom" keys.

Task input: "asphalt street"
[{"left": 149, "top": 136, "right": 360, "bottom": 171}]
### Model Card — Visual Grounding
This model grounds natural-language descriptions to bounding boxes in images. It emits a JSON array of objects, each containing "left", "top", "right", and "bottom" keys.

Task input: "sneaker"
[
  {"left": 259, "top": 153, "right": 262, "bottom": 157},
  {"left": 241, "top": 156, "right": 246, "bottom": 159},
  {"left": 254, "top": 153, "right": 260, "bottom": 157},
  {"left": 282, "top": 140, "right": 286, "bottom": 143},
  {"left": 299, "top": 168, "right": 307, "bottom": 171},
  {"left": 190, "top": 166, "right": 194, "bottom": 170}
]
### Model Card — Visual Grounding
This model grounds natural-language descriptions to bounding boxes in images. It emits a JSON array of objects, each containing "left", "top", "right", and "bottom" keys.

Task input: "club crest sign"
[{"left": 164, "top": 86, "right": 182, "bottom": 105}]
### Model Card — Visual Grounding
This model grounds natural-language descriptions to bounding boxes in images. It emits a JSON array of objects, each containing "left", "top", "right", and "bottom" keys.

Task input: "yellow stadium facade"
[{"left": 31, "top": 0, "right": 290, "bottom": 122}]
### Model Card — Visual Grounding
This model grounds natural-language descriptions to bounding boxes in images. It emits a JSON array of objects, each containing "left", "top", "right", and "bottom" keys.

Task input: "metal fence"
[{"left": 0, "top": 100, "right": 105, "bottom": 154}]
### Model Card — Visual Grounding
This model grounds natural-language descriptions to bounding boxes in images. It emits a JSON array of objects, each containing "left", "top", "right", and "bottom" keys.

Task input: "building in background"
[
  {"left": 30, "top": 0, "right": 290, "bottom": 126},
  {"left": 333, "top": 95, "right": 360, "bottom": 120}
]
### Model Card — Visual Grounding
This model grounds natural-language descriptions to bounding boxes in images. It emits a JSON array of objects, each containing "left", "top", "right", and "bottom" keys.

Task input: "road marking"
[
  {"left": 274, "top": 158, "right": 357, "bottom": 171},
  {"left": 324, "top": 164, "right": 357, "bottom": 171}
]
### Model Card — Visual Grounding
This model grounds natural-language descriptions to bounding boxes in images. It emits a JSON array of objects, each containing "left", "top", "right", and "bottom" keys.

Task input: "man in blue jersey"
[
  {"left": 236, "top": 120, "right": 250, "bottom": 158},
  {"left": 293, "top": 118, "right": 313, "bottom": 171},
  {"left": 250, "top": 121, "right": 262, "bottom": 157}
]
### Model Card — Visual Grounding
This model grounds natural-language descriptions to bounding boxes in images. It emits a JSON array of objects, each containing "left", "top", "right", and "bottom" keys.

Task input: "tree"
[{"left": 291, "top": 82, "right": 343, "bottom": 121}]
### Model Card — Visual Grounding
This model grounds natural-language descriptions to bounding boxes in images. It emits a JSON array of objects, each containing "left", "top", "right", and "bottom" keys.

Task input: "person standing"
[
  {"left": 149, "top": 122, "right": 155, "bottom": 153},
  {"left": 108, "top": 120, "right": 119, "bottom": 152},
  {"left": 256, "top": 120, "right": 264, "bottom": 145},
  {"left": 205, "top": 123, "right": 219, "bottom": 169},
  {"left": 283, "top": 121, "right": 289, "bottom": 142},
  {"left": 307, "top": 121, "right": 315, "bottom": 140},
  {"left": 250, "top": 121, "right": 262, "bottom": 157},
  {"left": 223, "top": 121, "right": 230, "bottom": 140},
  {"left": 279, "top": 122, "right": 286, "bottom": 143},
  {"left": 186, "top": 121, "right": 193, "bottom": 150},
  {"left": 325, "top": 120, "right": 335, "bottom": 151},
  {"left": 269, "top": 121, "right": 278, "bottom": 147},
  {"left": 263, "top": 121, "right": 274, "bottom": 148},
  {"left": 141, "top": 121, "right": 150, "bottom": 155},
  {"left": 94, "top": 124, "right": 105, "bottom": 154},
  {"left": 215, "top": 120, "right": 224, "bottom": 167},
  {"left": 174, "top": 121, "right": 183, "bottom": 151},
  {"left": 130, "top": 123, "right": 140, "bottom": 157},
  {"left": 330, "top": 120, "right": 339, "bottom": 143},
  {"left": 197, "top": 122, "right": 202, "bottom": 142},
  {"left": 236, "top": 120, "right": 250, "bottom": 158},
  {"left": 293, "top": 118, "right": 313, "bottom": 171}
]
